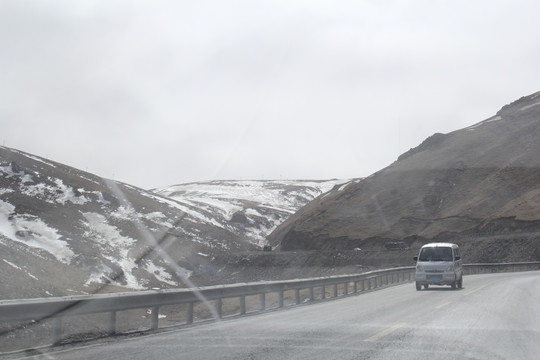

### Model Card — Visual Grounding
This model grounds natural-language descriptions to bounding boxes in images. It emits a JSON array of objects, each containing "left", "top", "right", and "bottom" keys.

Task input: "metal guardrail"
[
  {"left": 0, "top": 267, "right": 415, "bottom": 347},
  {"left": 1, "top": 262, "right": 539, "bottom": 348},
  {"left": 463, "top": 262, "right": 540, "bottom": 274}
]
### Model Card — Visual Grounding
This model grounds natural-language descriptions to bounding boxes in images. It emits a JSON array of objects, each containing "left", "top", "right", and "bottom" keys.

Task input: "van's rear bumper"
[{"left": 415, "top": 272, "right": 456, "bottom": 286}]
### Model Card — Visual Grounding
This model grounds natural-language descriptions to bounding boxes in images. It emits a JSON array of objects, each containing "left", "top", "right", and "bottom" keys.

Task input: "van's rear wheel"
[
  {"left": 423, "top": 284, "right": 429, "bottom": 290},
  {"left": 451, "top": 281, "right": 456, "bottom": 290},
  {"left": 416, "top": 282, "right": 421, "bottom": 291},
  {"left": 458, "top": 276, "right": 463, "bottom": 289}
]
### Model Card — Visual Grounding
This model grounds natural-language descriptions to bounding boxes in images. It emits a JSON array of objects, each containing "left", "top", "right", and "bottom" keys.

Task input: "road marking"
[
  {"left": 364, "top": 322, "right": 407, "bottom": 342},
  {"left": 435, "top": 301, "right": 452, "bottom": 309},
  {"left": 464, "top": 281, "right": 496, "bottom": 296}
]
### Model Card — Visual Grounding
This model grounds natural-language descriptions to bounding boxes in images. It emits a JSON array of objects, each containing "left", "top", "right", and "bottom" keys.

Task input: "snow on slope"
[
  {"left": 153, "top": 180, "right": 348, "bottom": 247},
  {"left": 1, "top": 146, "right": 351, "bottom": 298},
  {"left": 0, "top": 146, "right": 257, "bottom": 298}
]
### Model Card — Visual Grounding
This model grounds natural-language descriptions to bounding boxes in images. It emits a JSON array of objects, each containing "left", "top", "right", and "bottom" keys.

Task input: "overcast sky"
[{"left": 1, "top": 1, "right": 539, "bottom": 189}]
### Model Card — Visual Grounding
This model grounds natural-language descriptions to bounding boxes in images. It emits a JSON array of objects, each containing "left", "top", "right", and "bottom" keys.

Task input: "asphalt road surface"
[{"left": 14, "top": 271, "right": 540, "bottom": 360}]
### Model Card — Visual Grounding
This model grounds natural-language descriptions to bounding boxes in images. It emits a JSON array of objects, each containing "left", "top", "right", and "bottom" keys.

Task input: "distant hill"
[
  {"left": 268, "top": 91, "right": 540, "bottom": 263},
  {"left": 0, "top": 146, "right": 344, "bottom": 299},
  {"left": 153, "top": 179, "right": 347, "bottom": 247}
]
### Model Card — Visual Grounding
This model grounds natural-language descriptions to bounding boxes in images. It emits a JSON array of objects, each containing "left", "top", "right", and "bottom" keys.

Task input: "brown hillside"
[{"left": 268, "top": 91, "right": 540, "bottom": 262}]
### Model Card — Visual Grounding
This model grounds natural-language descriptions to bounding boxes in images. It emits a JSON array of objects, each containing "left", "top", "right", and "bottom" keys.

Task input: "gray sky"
[{"left": 1, "top": 0, "right": 539, "bottom": 189}]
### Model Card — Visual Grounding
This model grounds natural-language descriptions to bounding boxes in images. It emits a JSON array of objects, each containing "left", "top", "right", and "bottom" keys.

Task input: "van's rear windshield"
[{"left": 419, "top": 247, "right": 453, "bottom": 262}]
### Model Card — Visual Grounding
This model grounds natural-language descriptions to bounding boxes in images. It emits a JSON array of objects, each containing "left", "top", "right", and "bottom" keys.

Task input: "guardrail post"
[
  {"left": 278, "top": 292, "right": 284, "bottom": 308},
  {"left": 321, "top": 286, "right": 326, "bottom": 299},
  {"left": 108, "top": 311, "right": 117, "bottom": 335},
  {"left": 353, "top": 281, "right": 357, "bottom": 293},
  {"left": 216, "top": 299, "right": 223, "bottom": 319},
  {"left": 309, "top": 287, "right": 314, "bottom": 302},
  {"left": 333, "top": 284, "right": 338, "bottom": 297},
  {"left": 240, "top": 296, "right": 246, "bottom": 315},
  {"left": 295, "top": 289, "right": 300, "bottom": 304},
  {"left": 187, "top": 302, "right": 194, "bottom": 324},
  {"left": 52, "top": 317, "right": 62, "bottom": 345},
  {"left": 151, "top": 306, "right": 159, "bottom": 330},
  {"left": 344, "top": 282, "right": 348, "bottom": 295},
  {"left": 260, "top": 293, "right": 266, "bottom": 311},
  {"left": 361, "top": 279, "right": 365, "bottom": 291}
]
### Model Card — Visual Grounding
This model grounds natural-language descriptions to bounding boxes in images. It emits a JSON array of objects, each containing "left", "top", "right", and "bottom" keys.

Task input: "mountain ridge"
[{"left": 268, "top": 91, "right": 540, "bottom": 263}]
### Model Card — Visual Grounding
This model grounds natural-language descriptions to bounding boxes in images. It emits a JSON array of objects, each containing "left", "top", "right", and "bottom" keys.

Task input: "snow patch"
[
  {"left": 338, "top": 181, "right": 353, "bottom": 191},
  {"left": 3, "top": 258, "right": 22, "bottom": 270},
  {"left": 21, "top": 178, "right": 89, "bottom": 205},
  {"left": 27, "top": 272, "right": 39, "bottom": 281},
  {"left": 23, "top": 154, "right": 57, "bottom": 168},
  {"left": 466, "top": 115, "right": 502, "bottom": 131},
  {"left": 0, "top": 188, "right": 14, "bottom": 195},
  {"left": 110, "top": 206, "right": 172, "bottom": 228},
  {"left": 0, "top": 200, "right": 74, "bottom": 263},
  {"left": 81, "top": 212, "right": 144, "bottom": 290},
  {"left": 0, "top": 163, "right": 34, "bottom": 184},
  {"left": 518, "top": 101, "right": 540, "bottom": 112},
  {"left": 143, "top": 260, "right": 178, "bottom": 286},
  {"left": 53, "top": 179, "right": 89, "bottom": 205}
]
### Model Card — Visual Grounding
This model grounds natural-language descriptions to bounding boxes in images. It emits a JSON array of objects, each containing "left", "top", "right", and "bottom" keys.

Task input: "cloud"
[{"left": 1, "top": 0, "right": 540, "bottom": 188}]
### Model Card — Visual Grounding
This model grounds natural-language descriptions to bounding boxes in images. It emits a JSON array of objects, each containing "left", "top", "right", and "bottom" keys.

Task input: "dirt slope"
[{"left": 268, "top": 91, "right": 540, "bottom": 262}]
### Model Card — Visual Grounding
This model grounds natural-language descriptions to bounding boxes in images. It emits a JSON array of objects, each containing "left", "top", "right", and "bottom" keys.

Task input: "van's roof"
[{"left": 421, "top": 242, "right": 458, "bottom": 248}]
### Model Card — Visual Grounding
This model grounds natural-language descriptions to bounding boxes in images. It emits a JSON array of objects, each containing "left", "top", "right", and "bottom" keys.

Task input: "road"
[{"left": 15, "top": 271, "right": 540, "bottom": 360}]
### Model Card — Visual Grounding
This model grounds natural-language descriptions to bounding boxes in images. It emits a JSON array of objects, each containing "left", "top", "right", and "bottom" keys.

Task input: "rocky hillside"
[
  {"left": 0, "top": 146, "right": 258, "bottom": 299},
  {"left": 0, "top": 146, "right": 345, "bottom": 299},
  {"left": 268, "top": 91, "right": 540, "bottom": 263}
]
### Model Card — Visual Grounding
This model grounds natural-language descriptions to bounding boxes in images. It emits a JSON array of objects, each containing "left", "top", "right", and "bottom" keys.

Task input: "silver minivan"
[{"left": 414, "top": 242, "right": 463, "bottom": 290}]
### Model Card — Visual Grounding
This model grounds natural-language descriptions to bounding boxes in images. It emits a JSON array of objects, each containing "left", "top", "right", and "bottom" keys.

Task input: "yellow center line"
[
  {"left": 435, "top": 301, "right": 452, "bottom": 309},
  {"left": 364, "top": 322, "right": 407, "bottom": 342}
]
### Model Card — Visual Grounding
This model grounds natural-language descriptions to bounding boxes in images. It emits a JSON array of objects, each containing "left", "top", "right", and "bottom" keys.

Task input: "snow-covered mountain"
[
  {"left": 153, "top": 180, "right": 346, "bottom": 247},
  {"left": 0, "top": 146, "right": 346, "bottom": 299}
]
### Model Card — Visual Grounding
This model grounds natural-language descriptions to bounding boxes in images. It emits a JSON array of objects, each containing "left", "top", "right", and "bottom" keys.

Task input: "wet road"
[{"left": 16, "top": 271, "right": 540, "bottom": 360}]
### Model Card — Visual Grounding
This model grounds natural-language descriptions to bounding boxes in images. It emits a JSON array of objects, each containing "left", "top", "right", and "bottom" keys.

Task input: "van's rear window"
[{"left": 419, "top": 247, "right": 453, "bottom": 262}]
